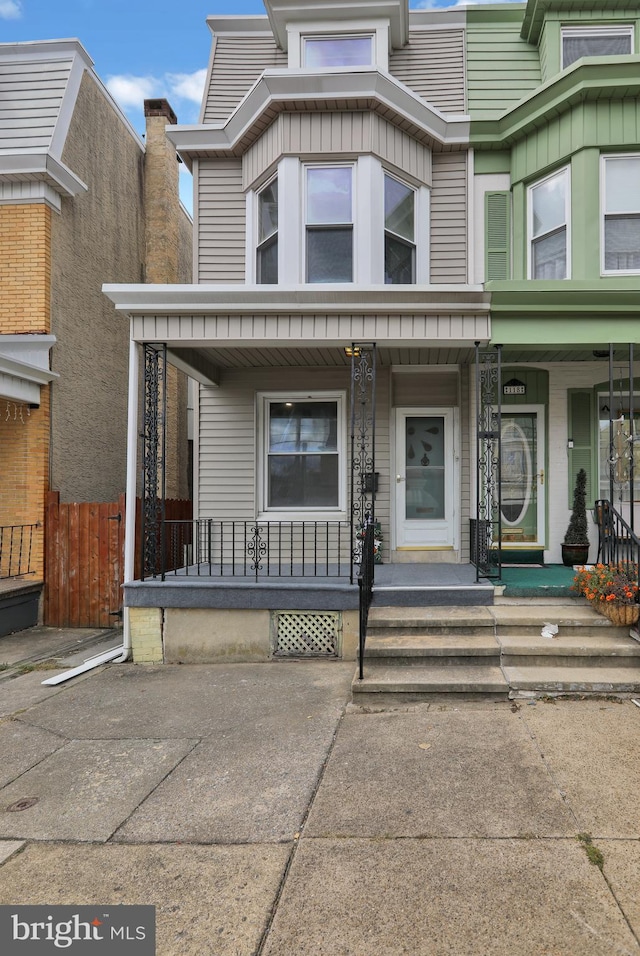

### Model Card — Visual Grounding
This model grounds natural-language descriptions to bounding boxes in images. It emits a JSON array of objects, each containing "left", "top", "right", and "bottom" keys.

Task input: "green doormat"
[{"left": 499, "top": 565, "right": 577, "bottom": 597}]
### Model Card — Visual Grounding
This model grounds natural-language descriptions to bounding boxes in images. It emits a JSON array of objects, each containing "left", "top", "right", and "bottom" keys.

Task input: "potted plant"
[
  {"left": 572, "top": 562, "right": 640, "bottom": 625},
  {"left": 561, "top": 468, "right": 590, "bottom": 566}
]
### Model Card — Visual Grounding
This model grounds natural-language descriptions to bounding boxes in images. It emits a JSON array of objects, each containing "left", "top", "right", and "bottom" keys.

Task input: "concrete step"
[
  {"left": 372, "top": 584, "right": 494, "bottom": 607},
  {"left": 498, "top": 633, "right": 640, "bottom": 668},
  {"left": 365, "top": 633, "right": 500, "bottom": 662},
  {"left": 504, "top": 664, "right": 640, "bottom": 696},
  {"left": 367, "top": 606, "right": 496, "bottom": 636},
  {"left": 490, "top": 604, "right": 628, "bottom": 638},
  {"left": 352, "top": 662, "right": 509, "bottom": 704}
]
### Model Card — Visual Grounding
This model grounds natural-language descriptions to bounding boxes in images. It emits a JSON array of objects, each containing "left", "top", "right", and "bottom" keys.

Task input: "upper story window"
[
  {"left": 303, "top": 34, "right": 373, "bottom": 68},
  {"left": 384, "top": 173, "right": 415, "bottom": 284},
  {"left": 528, "top": 168, "right": 570, "bottom": 280},
  {"left": 562, "top": 25, "right": 633, "bottom": 69},
  {"left": 602, "top": 154, "right": 640, "bottom": 274},
  {"left": 257, "top": 178, "right": 278, "bottom": 284},
  {"left": 305, "top": 165, "right": 353, "bottom": 283}
]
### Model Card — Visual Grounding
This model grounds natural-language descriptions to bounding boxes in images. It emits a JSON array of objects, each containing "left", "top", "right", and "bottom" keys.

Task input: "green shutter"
[
  {"left": 567, "top": 389, "right": 594, "bottom": 507},
  {"left": 485, "top": 191, "right": 511, "bottom": 281}
]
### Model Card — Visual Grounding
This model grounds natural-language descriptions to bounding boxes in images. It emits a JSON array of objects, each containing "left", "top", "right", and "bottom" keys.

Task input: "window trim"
[
  {"left": 257, "top": 391, "right": 347, "bottom": 519},
  {"left": 527, "top": 166, "right": 571, "bottom": 280},
  {"left": 561, "top": 24, "right": 634, "bottom": 69},
  {"left": 304, "top": 162, "right": 355, "bottom": 284},
  {"left": 600, "top": 152, "right": 640, "bottom": 276},
  {"left": 287, "top": 18, "right": 390, "bottom": 70},
  {"left": 383, "top": 170, "right": 417, "bottom": 285},
  {"left": 256, "top": 174, "right": 278, "bottom": 285}
]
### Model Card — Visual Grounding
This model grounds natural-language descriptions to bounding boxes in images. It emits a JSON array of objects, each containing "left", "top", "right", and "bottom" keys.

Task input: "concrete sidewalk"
[{"left": 0, "top": 645, "right": 638, "bottom": 954}]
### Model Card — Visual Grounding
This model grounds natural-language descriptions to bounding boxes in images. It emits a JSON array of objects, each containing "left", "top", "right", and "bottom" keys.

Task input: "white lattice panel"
[{"left": 273, "top": 611, "right": 340, "bottom": 657}]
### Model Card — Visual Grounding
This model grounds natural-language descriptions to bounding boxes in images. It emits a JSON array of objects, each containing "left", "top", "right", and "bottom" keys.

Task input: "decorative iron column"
[
  {"left": 142, "top": 344, "right": 167, "bottom": 579},
  {"left": 350, "top": 343, "right": 376, "bottom": 584},
  {"left": 474, "top": 343, "right": 502, "bottom": 581}
]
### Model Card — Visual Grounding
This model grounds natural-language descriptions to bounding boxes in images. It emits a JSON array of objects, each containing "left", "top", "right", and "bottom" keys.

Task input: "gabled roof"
[{"left": 521, "top": 0, "right": 633, "bottom": 45}]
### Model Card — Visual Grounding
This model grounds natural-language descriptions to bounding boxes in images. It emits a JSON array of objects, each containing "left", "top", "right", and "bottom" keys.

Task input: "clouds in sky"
[
  {"left": 106, "top": 68, "right": 207, "bottom": 118},
  {"left": 0, "top": 0, "right": 22, "bottom": 19}
]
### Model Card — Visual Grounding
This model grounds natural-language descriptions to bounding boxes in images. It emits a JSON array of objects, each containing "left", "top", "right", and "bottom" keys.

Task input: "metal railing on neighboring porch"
[
  {"left": 0, "top": 523, "right": 39, "bottom": 579},
  {"left": 357, "top": 517, "right": 376, "bottom": 681},
  {"left": 594, "top": 501, "right": 640, "bottom": 595},
  {"left": 147, "top": 519, "right": 352, "bottom": 581}
]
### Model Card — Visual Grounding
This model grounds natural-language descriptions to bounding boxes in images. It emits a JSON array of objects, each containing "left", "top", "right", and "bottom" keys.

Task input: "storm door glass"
[{"left": 404, "top": 416, "right": 445, "bottom": 520}]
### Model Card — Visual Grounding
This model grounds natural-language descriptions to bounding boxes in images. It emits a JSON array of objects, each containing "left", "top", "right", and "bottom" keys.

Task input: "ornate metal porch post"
[
  {"left": 142, "top": 344, "right": 167, "bottom": 579},
  {"left": 475, "top": 343, "right": 502, "bottom": 581},
  {"left": 350, "top": 343, "right": 376, "bottom": 584}
]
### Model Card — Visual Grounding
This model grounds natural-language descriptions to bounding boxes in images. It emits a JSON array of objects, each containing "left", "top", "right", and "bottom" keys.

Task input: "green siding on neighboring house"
[
  {"left": 502, "top": 367, "right": 549, "bottom": 405},
  {"left": 466, "top": 12, "right": 541, "bottom": 120},
  {"left": 510, "top": 97, "right": 640, "bottom": 185},
  {"left": 567, "top": 389, "right": 594, "bottom": 507}
]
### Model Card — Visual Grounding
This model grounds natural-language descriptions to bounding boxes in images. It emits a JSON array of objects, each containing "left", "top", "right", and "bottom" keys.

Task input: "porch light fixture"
[{"left": 344, "top": 346, "right": 361, "bottom": 358}]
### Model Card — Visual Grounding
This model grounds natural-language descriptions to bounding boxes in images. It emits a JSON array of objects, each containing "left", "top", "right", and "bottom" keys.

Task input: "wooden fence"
[{"left": 44, "top": 492, "right": 192, "bottom": 628}]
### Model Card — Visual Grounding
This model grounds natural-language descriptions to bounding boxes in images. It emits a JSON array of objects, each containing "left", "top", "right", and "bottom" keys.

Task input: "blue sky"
[{"left": 0, "top": 0, "right": 521, "bottom": 209}]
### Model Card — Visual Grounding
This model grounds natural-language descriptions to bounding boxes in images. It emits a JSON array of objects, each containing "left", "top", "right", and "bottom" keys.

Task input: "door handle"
[
  {"left": 538, "top": 470, "right": 544, "bottom": 485},
  {"left": 396, "top": 475, "right": 405, "bottom": 483}
]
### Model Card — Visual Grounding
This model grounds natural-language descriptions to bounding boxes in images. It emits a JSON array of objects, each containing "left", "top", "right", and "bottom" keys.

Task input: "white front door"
[
  {"left": 395, "top": 408, "right": 456, "bottom": 548},
  {"left": 500, "top": 404, "right": 546, "bottom": 548}
]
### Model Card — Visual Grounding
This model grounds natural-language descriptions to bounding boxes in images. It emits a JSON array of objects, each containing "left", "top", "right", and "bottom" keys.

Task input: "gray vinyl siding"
[
  {"left": 0, "top": 57, "right": 72, "bottom": 153},
  {"left": 430, "top": 152, "right": 467, "bottom": 283},
  {"left": 198, "top": 159, "right": 245, "bottom": 283},
  {"left": 389, "top": 30, "right": 466, "bottom": 114},
  {"left": 392, "top": 371, "right": 458, "bottom": 407},
  {"left": 198, "top": 366, "right": 391, "bottom": 550},
  {"left": 243, "top": 112, "right": 432, "bottom": 189},
  {"left": 203, "top": 35, "right": 287, "bottom": 124}
]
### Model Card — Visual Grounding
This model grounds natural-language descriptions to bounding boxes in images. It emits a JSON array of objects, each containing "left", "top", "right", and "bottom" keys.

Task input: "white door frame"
[
  {"left": 501, "top": 403, "right": 546, "bottom": 548},
  {"left": 393, "top": 407, "right": 459, "bottom": 550}
]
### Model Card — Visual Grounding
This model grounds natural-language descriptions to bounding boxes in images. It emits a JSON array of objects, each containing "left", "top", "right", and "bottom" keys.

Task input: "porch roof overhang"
[
  {"left": 0, "top": 334, "right": 58, "bottom": 405},
  {"left": 488, "top": 280, "right": 640, "bottom": 348},
  {"left": 0, "top": 153, "right": 88, "bottom": 198},
  {"left": 167, "top": 69, "right": 470, "bottom": 166},
  {"left": 103, "top": 283, "right": 492, "bottom": 353}
]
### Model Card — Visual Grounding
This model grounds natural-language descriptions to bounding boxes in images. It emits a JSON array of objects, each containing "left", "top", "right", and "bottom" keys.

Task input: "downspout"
[{"left": 42, "top": 333, "right": 139, "bottom": 684}]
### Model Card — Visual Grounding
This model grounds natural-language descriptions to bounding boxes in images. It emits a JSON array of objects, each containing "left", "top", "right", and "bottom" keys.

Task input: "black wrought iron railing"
[
  {"left": 594, "top": 501, "right": 640, "bottom": 595},
  {"left": 357, "top": 518, "right": 376, "bottom": 681},
  {"left": 146, "top": 519, "right": 352, "bottom": 581},
  {"left": 0, "top": 523, "right": 39, "bottom": 580}
]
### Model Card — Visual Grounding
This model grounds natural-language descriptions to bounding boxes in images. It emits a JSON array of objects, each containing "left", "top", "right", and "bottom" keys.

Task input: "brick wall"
[
  {"left": 0, "top": 202, "right": 51, "bottom": 579},
  {"left": 0, "top": 203, "right": 51, "bottom": 333}
]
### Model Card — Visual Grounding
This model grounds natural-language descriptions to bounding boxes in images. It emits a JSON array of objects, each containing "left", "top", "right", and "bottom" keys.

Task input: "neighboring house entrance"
[
  {"left": 500, "top": 405, "right": 546, "bottom": 549},
  {"left": 395, "top": 408, "right": 457, "bottom": 549}
]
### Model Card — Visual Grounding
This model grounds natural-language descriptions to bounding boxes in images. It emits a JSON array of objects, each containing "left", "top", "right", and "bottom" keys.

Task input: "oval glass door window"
[{"left": 501, "top": 420, "right": 532, "bottom": 525}]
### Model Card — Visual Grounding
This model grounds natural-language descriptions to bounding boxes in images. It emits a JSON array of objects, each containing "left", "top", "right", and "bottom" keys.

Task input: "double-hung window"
[
  {"left": 602, "top": 155, "right": 640, "bottom": 274},
  {"left": 562, "top": 26, "right": 633, "bottom": 69},
  {"left": 529, "top": 168, "right": 570, "bottom": 279},
  {"left": 256, "top": 178, "right": 278, "bottom": 284},
  {"left": 263, "top": 395, "right": 343, "bottom": 511},
  {"left": 303, "top": 34, "right": 373, "bottom": 68},
  {"left": 384, "top": 173, "right": 416, "bottom": 284},
  {"left": 305, "top": 166, "right": 353, "bottom": 283}
]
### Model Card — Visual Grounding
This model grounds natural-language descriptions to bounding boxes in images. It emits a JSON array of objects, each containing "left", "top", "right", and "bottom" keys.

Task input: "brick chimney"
[{"left": 143, "top": 98, "right": 180, "bottom": 284}]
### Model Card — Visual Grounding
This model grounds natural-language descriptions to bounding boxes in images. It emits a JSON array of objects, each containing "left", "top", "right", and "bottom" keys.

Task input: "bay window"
[
  {"left": 384, "top": 173, "right": 416, "bottom": 284},
  {"left": 262, "top": 394, "right": 344, "bottom": 512},
  {"left": 602, "top": 155, "right": 640, "bottom": 274},
  {"left": 306, "top": 165, "right": 353, "bottom": 283},
  {"left": 257, "top": 178, "right": 278, "bottom": 284},
  {"left": 529, "top": 168, "right": 570, "bottom": 279}
]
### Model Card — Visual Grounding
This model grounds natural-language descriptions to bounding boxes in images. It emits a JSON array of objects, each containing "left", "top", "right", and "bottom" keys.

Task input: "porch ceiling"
[{"left": 167, "top": 344, "right": 624, "bottom": 370}]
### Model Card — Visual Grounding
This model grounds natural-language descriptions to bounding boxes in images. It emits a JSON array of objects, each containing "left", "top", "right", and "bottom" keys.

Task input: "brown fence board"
[{"left": 44, "top": 495, "right": 191, "bottom": 628}]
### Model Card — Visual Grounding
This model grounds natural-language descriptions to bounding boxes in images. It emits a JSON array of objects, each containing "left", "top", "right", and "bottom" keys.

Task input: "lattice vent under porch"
[{"left": 271, "top": 611, "right": 341, "bottom": 657}]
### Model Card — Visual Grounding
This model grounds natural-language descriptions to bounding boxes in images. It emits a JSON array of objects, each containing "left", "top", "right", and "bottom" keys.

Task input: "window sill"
[{"left": 257, "top": 511, "right": 348, "bottom": 523}]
